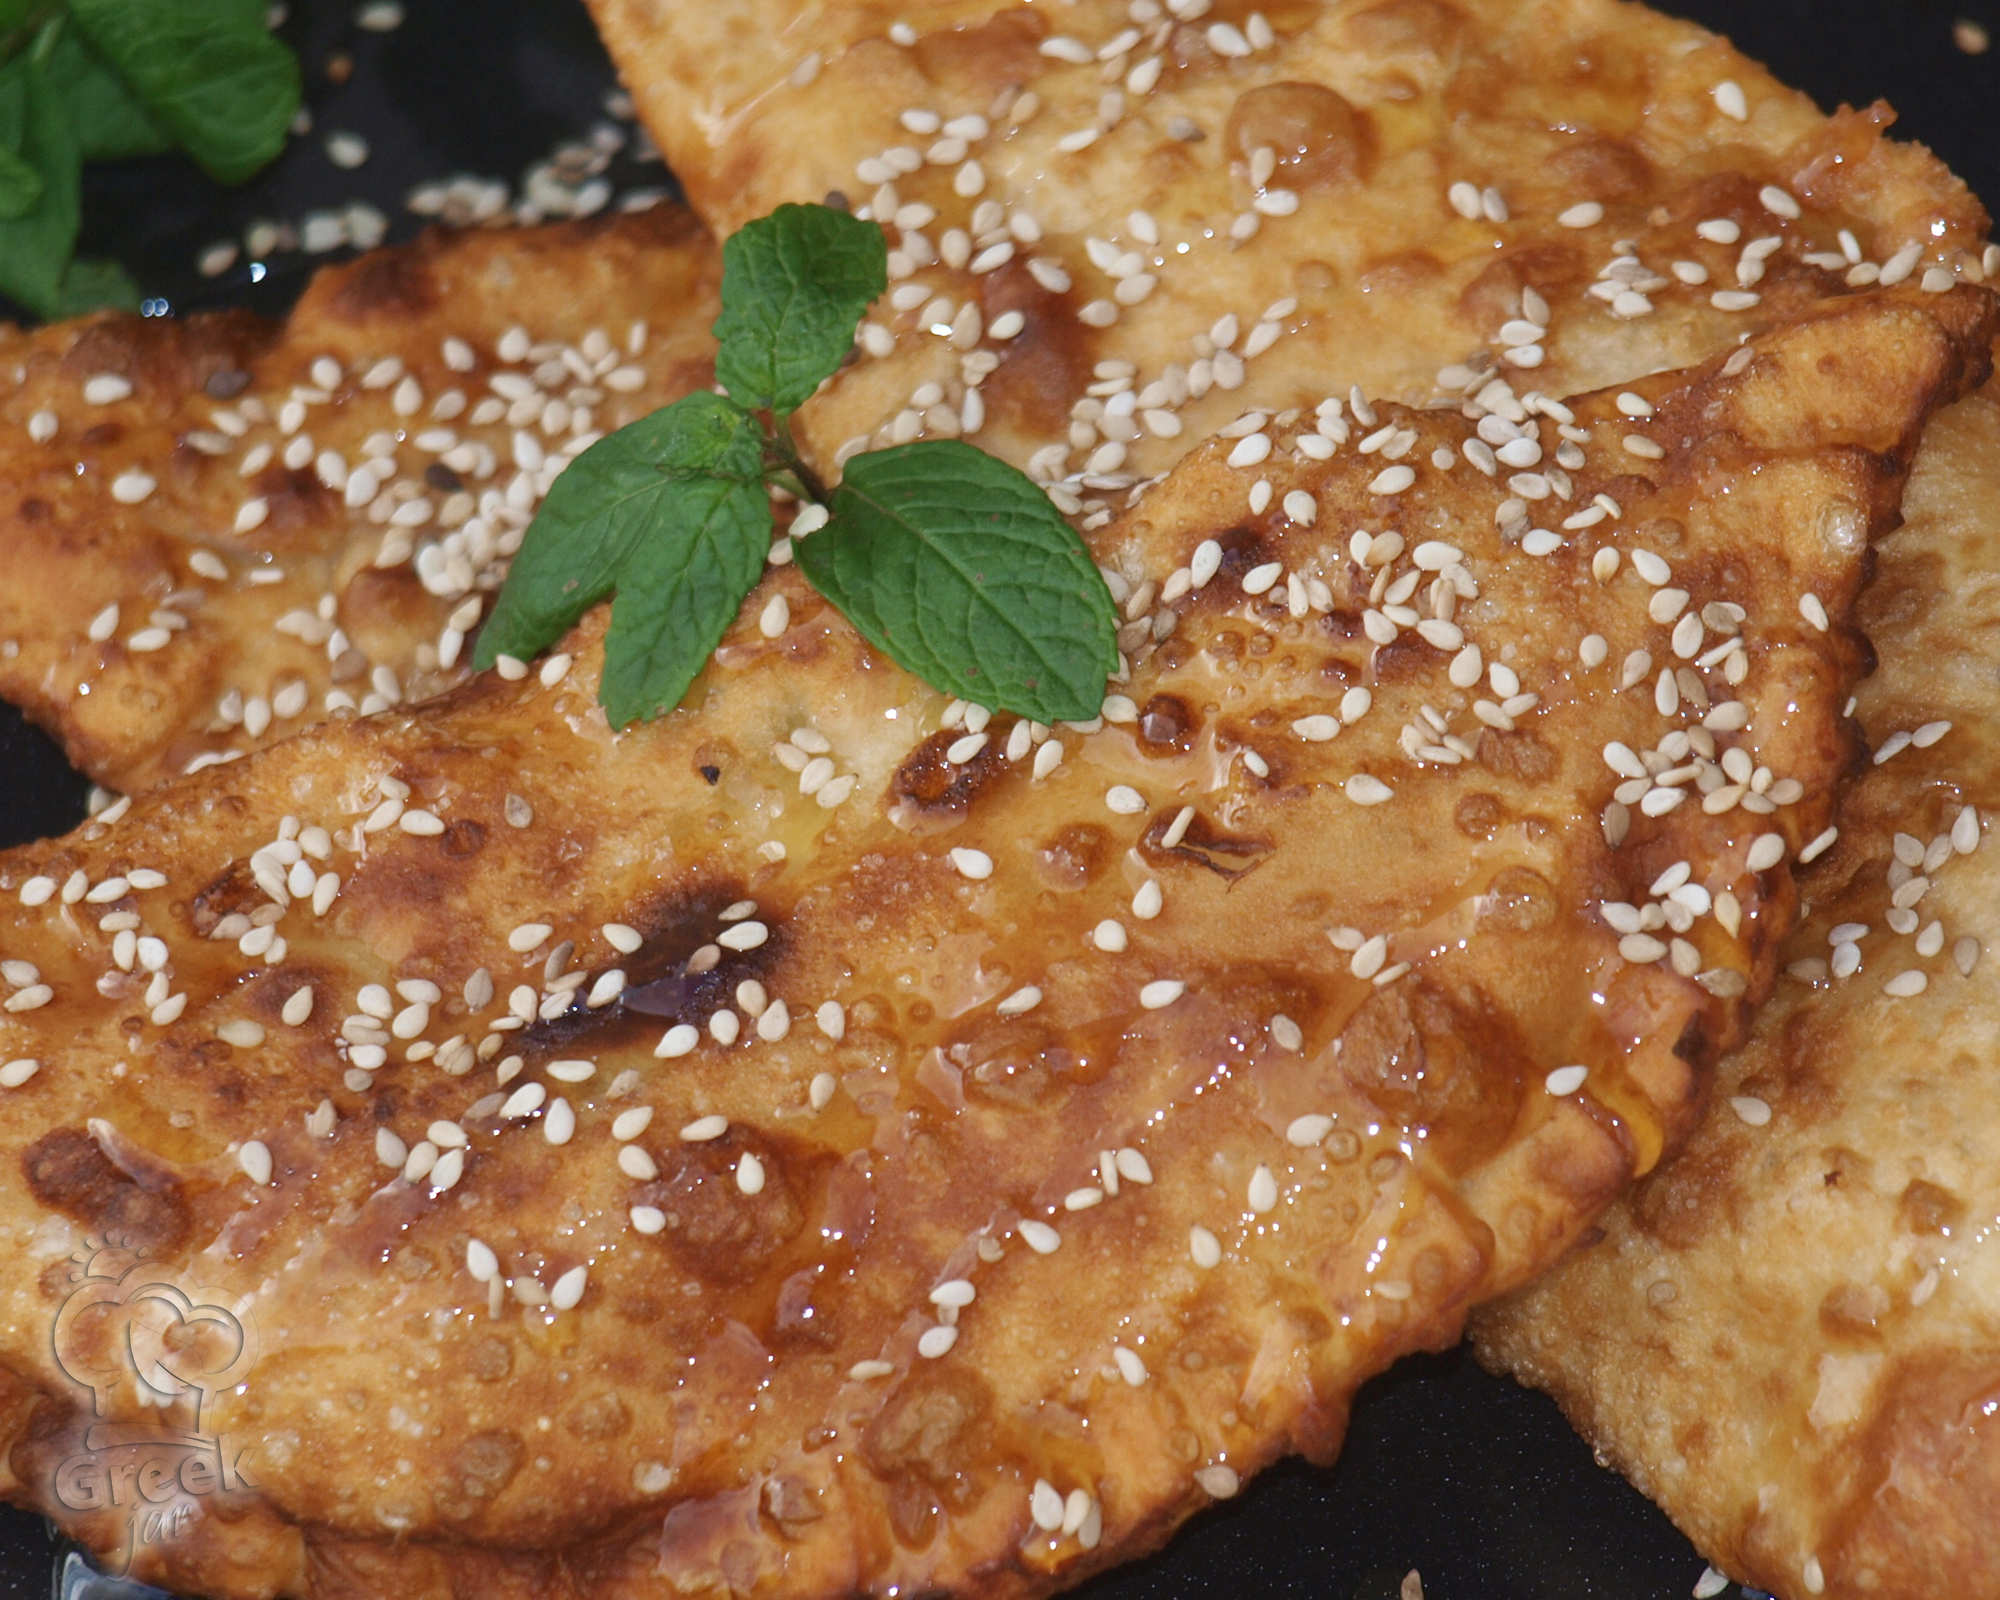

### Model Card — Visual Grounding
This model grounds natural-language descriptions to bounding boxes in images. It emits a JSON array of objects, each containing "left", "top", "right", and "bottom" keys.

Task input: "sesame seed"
[
  {"left": 1139, "top": 979, "right": 1184, "bottom": 1009},
  {"left": 950, "top": 847, "right": 994, "bottom": 880},
  {"left": 548, "top": 1058, "right": 595, "bottom": 1084},
  {"left": 681, "top": 1114, "right": 728, "bottom": 1141},
  {"left": 1799, "top": 827, "right": 1838, "bottom": 864},
  {"left": 1287, "top": 1114, "right": 1333, "bottom": 1146},
  {"left": 550, "top": 1266, "right": 587, "bottom": 1310},
  {"left": 619, "top": 1146, "right": 658, "bottom": 1180},
  {"left": 1798, "top": 593, "right": 1829, "bottom": 631},
  {"left": 630, "top": 1206, "right": 666, "bottom": 1234},
  {"left": 83, "top": 374, "right": 133, "bottom": 405},
  {"left": 1247, "top": 1165, "right": 1278, "bottom": 1212},
  {"left": 1195, "top": 1465, "right": 1241, "bottom": 1498},
  {"left": 0, "top": 1059, "right": 38, "bottom": 1088},
  {"left": 1559, "top": 201, "right": 1604, "bottom": 228},
  {"left": 717, "top": 920, "right": 768, "bottom": 951},
  {"left": 1064, "top": 1186, "right": 1104, "bottom": 1211},
  {"left": 1883, "top": 969, "right": 1928, "bottom": 998},
  {"left": 654, "top": 1023, "right": 699, "bottom": 1058},
  {"left": 1367, "top": 464, "right": 1415, "bottom": 495},
  {"left": 502, "top": 1083, "right": 546, "bottom": 1118},
  {"left": 1189, "top": 1226, "right": 1221, "bottom": 1268},
  {"left": 466, "top": 1240, "right": 499, "bottom": 1281},
  {"left": 1712, "top": 80, "right": 1749, "bottom": 120},
  {"left": 1345, "top": 775, "right": 1393, "bottom": 806},
  {"left": 1448, "top": 181, "right": 1482, "bottom": 220},
  {"left": 238, "top": 1141, "right": 273, "bottom": 1186},
  {"left": 737, "top": 1152, "right": 766, "bottom": 1195},
  {"left": 1729, "top": 1095, "right": 1772, "bottom": 1126},
  {"left": 508, "top": 922, "right": 550, "bottom": 952},
  {"left": 1545, "top": 1065, "right": 1588, "bottom": 1096},
  {"left": 1131, "top": 880, "right": 1163, "bottom": 920},
  {"left": 1019, "top": 1219, "right": 1061, "bottom": 1254},
  {"left": 1759, "top": 185, "right": 1801, "bottom": 219}
]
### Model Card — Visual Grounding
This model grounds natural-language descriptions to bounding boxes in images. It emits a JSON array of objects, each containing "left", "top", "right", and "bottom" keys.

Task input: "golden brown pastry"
[
  {"left": 590, "top": 0, "right": 1992, "bottom": 492},
  {"left": 0, "top": 286, "right": 1983, "bottom": 1598},
  {"left": 0, "top": 206, "right": 720, "bottom": 795},
  {"left": 1474, "top": 355, "right": 2000, "bottom": 1600}
]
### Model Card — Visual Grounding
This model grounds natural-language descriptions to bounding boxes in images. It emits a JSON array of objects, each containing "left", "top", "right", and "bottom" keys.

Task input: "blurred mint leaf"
[
  {"left": 0, "top": 140, "right": 37, "bottom": 217},
  {"left": 54, "top": 255, "right": 138, "bottom": 313},
  {"left": 67, "top": 0, "right": 298, "bottom": 184},
  {"left": 45, "top": 25, "right": 169, "bottom": 160},
  {"left": 0, "top": 54, "right": 77, "bottom": 317},
  {"left": 474, "top": 393, "right": 774, "bottom": 724},
  {"left": 712, "top": 202, "right": 886, "bottom": 414},
  {"left": 797, "top": 441, "right": 1118, "bottom": 722}
]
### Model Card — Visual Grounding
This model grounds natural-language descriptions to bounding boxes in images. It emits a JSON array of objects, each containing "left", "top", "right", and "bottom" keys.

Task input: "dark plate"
[{"left": 1, "top": 2, "right": 1993, "bottom": 1595}]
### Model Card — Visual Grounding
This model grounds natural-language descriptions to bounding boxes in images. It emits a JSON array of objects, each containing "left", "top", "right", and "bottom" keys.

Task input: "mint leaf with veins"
[
  {"left": 474, "top": 393, "right": 771, "bottom": 682},
  {"left": 797, "top": 441, "right": 1120, "bottom": 723},
  {"left": 712, "top": 203, "right": 887, "bottom": 414},
  {"left": 66, "top": 0, "right": 299, "bottom": 185}
]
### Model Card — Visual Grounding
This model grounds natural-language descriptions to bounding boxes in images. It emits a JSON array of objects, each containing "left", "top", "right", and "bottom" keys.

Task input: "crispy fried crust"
[
  {"left": 0, "top": 288, "right": 1982, "bottom": 1599},
  {"left": 0, "top": 206, "right": 719, "bottom": 795},
  {"left": 589, "top": 0, "right": 1989, "bottom": 487},
  {"left": 1474, "top": 355, "right": 2000, "bottom": 1600}
]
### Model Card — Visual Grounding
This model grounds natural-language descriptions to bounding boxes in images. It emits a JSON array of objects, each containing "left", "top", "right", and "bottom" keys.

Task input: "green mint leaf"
[
  {"left": 54, "top": 255, "right": 139, "bottom": 314},
  {"left": 797, "top": 442, "right": 1119, "bottom": 722},
  {"left": 0, "top": 55, "right": 78, "bottom": 318},
  {"left": 598, "top": 470, "right": 774, "bottom": 725},
  {"left": 45, "top": 25, "right": 170, "bottom": 161},
  {"left": 712, "top": 202, "right": 886, "bottom": 414},
  {"left": 474, "top": 393, "right": 773, "bottom": 719},
  {"left": 0, "top": 140, "right": 37, "bottom": 218},
  {"left": 67, "top": 0, "right": 298, "bottom": 185}
]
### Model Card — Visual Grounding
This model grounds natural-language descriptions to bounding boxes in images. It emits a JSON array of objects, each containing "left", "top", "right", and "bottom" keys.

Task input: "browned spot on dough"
[{"left": 23, "top": 1129, "right": 189, "bottom": 1255}]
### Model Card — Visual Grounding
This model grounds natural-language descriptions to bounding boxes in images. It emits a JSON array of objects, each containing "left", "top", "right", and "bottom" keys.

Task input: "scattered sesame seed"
[
  {"left": 1019, "top": 1219, "right": 1061, "bottom": 1254},
  {"left": 1730, "top": 1095, "right": 1772, "bottom": 1126},
  {"left": 1545, "top": 1065, "right": 1589, "bottom": 1096},
  {"left": 238, "top": 1141, "right": 273, "bottom": 1186},
  {"left": 1247, "top": 1165, "right": 1278, "bottom": 1213},
  {"left": 655, "top": 1023, "right": 699, "bottom": 1058},
  {"left": 1799, "top": 827, "right": 1838, "bottom": 864},
  {"left": 950, "top": 847, "right": 994, "bottom": 880},
  {"left": 1345, "top": 774, "right": 1393, "bottom": 806},
  {"left": 1194, "top": 1465, "right": 1240, "bottom": 1499}
]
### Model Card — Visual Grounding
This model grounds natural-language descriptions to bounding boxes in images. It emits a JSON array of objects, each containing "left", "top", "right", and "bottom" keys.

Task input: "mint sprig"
[
  {"left": 0, "top": 4, "right": 300, "bottom": 320},
  {"left": 477, "top": 203, "right": 1119, "bottom": 727}
]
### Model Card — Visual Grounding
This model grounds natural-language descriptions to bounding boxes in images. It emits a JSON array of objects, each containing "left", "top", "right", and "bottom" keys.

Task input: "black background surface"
[{"left": 1, "top": 1, "right": 1994, "bottom": 1595}]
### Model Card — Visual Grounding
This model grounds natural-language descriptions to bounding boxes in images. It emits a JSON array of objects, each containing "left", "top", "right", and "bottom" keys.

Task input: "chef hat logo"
[{"left": 52, "top": 1252, "right": 258, "bottom": 1436}]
